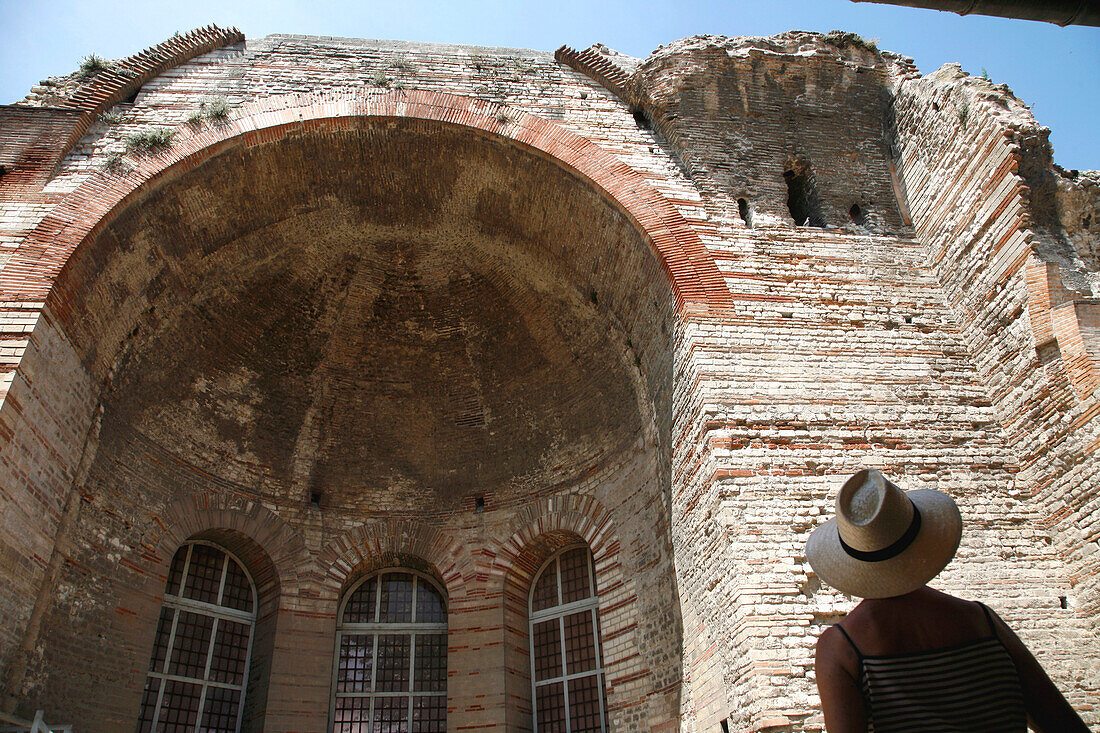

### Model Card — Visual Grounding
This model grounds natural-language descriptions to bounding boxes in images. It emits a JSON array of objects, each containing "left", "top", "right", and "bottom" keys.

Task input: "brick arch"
[
  {"left": 150, "top": 493, "right": 309, "bottom": 602},
  {"left": 2, "top": 89, "right": 731, "bottom": 317},
  {"left": 488, "top": 492, "right": 620, "bottom": 583},
  {"left": 316, "top": 519, "right": 474, "bottom": 605},
  {"left": 485, "top": 494, "right": 665, "bottom": 732},
  {"left": 126, "top": 494, "right": 306, "bottom": 731}
]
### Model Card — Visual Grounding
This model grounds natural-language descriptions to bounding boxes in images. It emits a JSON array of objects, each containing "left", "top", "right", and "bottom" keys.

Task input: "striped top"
[{"left": 836, "top": 605, "right": 1027, "bottom": 733}]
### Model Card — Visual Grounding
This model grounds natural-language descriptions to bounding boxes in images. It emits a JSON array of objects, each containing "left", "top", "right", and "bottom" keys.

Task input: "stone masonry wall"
[
  {"left": 891, "top": 63, "right": 1100, "bottom": 631},
  {"left": 1, "top": 35, "right": 696, "bottom": 730},
  {"left": 633, "top": 34, "right": 910, "bottom": 235},
  {"left": 0, "top": 309, "right": 97, "bottom": 686}
]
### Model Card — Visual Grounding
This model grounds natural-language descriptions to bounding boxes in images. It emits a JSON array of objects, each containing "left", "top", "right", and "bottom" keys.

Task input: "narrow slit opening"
[{"left": 737, "top": 198, "right": 753, "bottom": 228}]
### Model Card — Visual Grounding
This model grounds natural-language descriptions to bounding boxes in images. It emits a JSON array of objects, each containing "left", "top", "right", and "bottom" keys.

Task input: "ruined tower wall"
[
  {"left": 892, "top": 64, "right": 1100, "bottom": 627},
  {"left": 563, "top": 34, "right": 1099, "bottom": 730},
  {"left": 632, "top": 33, "right": 908, "bottom": 234}
]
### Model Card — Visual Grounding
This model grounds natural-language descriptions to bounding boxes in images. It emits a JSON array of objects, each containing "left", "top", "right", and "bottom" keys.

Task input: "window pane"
[
  {"left": 371, "top": 696, "right": 409, "bottom": 729},
  {"left": 140, "top": 544, "right": 255, "bottom": 733},
  {"left": 166, "top": 546, "right": 188, "bottom": 597},
  {"left": 530, "top": 547, "right": 607, "bottom": 733},
  {"left": 532, "top": 560, "right": 558, "bottom": 612},
  {"left": 148, "top": 607, "right": 175, "bottom": 672},
  {"left": 564, "top": 610, "right": 597, "bottom": 675},
  {"left": 535, "top": 681, "right": 567, "bottom": 733},
  {"left": 338, "top": 634, "right": 375, "bottom": 693},
  {"left": 376, "top": 633, "right": 411, "bottom": 692},
  {"left": 221, "top": 556, "right": 254, "bottom": 613},
  {"left": 533, "top": 619, "right": 562, "bottom": 682},
  {"left": 415, "top": 578, "right": 445, "bottom": 623},
  {"left": 568, "top": 674, "right": 604, "bottom": 733},
  {"left": 344, "top": 576, "right": 378, "bottom": 624},
  {"left": 200, "top": 685, "right": 242, "bottom": 733},
  {"left": 182, "top": 544, "right": 224, "bottom": 605},
  {"left": 414, "top": 633, "right": 447, "bottom": 692},
  {"left": 334, "top": 696, "right": 371, "bottom": 732},
  {"left": 379, "top": 573, "right": 414, "bottom": 623},
  {"left": 136, "top": 676, "right": 160, "bottom": 733},
  {"left": 159, "top": 679, "right": 202, "bottom": 730},
  {"left": 167, "top": 610, "right": 214, "bottom": 678},
  {"left": 411, "top": 695, "right": 446, "bottom": 732},
  {"left": 335, "top": 572, "right": 446, "bottom": 728},
  {"left": 559, "top": 547, "right": 592, "bottom": 604},
  {"left": 209, "top": 618, "right": 251, "bottom": 685}
]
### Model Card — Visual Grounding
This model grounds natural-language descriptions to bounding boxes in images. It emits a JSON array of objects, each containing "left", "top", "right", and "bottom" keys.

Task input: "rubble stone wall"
[{"left": 892, "top": 62, "right": 1100, "bottom": 632}]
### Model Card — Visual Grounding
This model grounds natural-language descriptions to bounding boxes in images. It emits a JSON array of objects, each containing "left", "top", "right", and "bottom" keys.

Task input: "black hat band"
[{"left": 839, "top": 499, "right": 922, "bottom": 563}]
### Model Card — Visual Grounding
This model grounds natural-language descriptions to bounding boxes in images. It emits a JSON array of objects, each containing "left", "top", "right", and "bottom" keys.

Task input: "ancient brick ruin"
[{"left": 0, "top": 24, "right": 1097, "bottom": 732}]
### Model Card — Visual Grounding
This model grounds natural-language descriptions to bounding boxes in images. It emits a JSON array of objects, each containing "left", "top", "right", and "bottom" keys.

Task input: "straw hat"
[{"left": 806, "top": 469, "right": 962, "bottom": 599}]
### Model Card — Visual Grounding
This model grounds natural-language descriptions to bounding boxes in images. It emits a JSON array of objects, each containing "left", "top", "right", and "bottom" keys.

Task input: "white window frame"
[
  {"left": 143, "top": 541, "right": 257, "bottom": 733},
  {"left": 330, "top": 568, "right": 448, "bottom": 732},
  {"left": 528, "top": 546, "right": 607, "bottom": 733}
]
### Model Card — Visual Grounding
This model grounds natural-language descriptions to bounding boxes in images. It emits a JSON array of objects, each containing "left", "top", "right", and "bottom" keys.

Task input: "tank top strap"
[
  {"left": 834, "top": 624, "right": 863, "bottom": 660},
  {"left": 977, "top": 601, "right": 998, "bottom": 636}
]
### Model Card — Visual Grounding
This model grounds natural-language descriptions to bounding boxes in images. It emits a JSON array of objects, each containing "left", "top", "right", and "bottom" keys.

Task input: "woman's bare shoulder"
[{"left": 816, "top": 623, "right": 860, "bottom": 674}]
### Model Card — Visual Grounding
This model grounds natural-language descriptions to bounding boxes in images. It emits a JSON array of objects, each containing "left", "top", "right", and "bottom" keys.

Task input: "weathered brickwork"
[
  {"left": 890, "top": 63, "right": 1100, "bottom": 623},
  {"left": 0, "top": 25, "right": 1096, "bottom": 732}
]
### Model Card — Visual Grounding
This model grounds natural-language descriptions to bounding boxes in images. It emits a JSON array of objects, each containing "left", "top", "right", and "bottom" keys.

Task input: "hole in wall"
[
  {"left": 783, "top": 161, "right": 825, "bottom": 227},
  {"left": 849, "top": 203, "right": 866, "bottom": 225},
  {"left": 122, "top": 89, "right": 140, "bottom": 105},
  {"left": 812, "top": 611, "right": 846, "bottom": 625},
  {"left": 904, "top": 316, "right": 913, "bottom": 324},
  {"left": 799, "top": 574, "right": 822, "bottom": 597},
  {"left": 1036, "top": 339, "right": 1061, "bottom": 365},
  {"left": 631, "top": 108, "right": 650, "bottom": 129},
  {"left": 474, "top": 495, "right": 486, "bottom": 513},
  {"left": 309, "top": 492, "right": 322, "bottom": 507},
  {"left": 1060, "top": 596, "right": 1068, "bottom": 609},
  {"left": 721, "top": 721, "right": 730, "bottom": 733},
  {"left": 737, "top": 197, "right": 753, "bottom": 228}
]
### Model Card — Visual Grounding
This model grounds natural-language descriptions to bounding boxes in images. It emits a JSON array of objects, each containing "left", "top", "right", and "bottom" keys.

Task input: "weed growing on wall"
[
  {"left": 123, "top": 128, "right": 176, "bottom": 154},
  {"left": 957, "top": 101, "right": 970, "bottom": 128},
  {"left": 202, "top": 96, "right": 231, "bottom": 121},
  {"left": 79, "top": 54, "right": 109, "bottom": 78}
]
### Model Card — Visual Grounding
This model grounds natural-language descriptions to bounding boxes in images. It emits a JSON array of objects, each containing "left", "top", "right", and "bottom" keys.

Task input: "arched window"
[
  {"left": 529, "top": 546, "right": 607, "bottom": 733},
  {"left": 137, "top": 542, "right": 257, "bottom": 732},
  {"left": 332, "top": 570, "right": 447, "bottom": 732}
]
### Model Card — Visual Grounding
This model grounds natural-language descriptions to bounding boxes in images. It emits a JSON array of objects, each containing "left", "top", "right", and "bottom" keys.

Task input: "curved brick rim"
[
  {"left": 0, "top": 90, "right": 732, "bottom": 315},
  {"left": 149, "top": 494, "right": 310, "bottom": 602},
  {"left": 316, "top": 520, "right": 473, "bottom": 603},
  {"left": 487, "top": 492, "right": 620, "bottom": 582}
]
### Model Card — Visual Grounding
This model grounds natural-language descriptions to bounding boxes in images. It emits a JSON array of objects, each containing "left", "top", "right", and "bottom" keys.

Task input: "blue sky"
[{"left": 2, "top": 0, "right": 1098, "bottom": 169}]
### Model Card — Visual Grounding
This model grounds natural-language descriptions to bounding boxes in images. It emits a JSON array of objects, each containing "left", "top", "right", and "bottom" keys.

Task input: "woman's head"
[{"left": 806, "top": 469, "right": 962, "bottom": 598}]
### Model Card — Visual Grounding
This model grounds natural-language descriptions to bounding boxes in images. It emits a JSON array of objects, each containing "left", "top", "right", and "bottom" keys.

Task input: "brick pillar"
[
  {"left": 263, "top": 602, "right": 338, "bottom": 732},
  {"left": 447, "top": 590, "right": 507, "bottom": 731}
]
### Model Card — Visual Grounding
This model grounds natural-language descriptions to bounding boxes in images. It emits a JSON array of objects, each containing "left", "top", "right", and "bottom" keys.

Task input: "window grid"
[
  {"left": 529, "top": 547, "right": 607, "bottom": 733},
  {"left": 332, "top": 570, "right": 447, "bottom": 732},
  {"left": 140, "top": 542, "right": 257, "bottom": 733}
]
